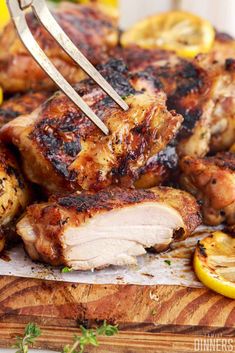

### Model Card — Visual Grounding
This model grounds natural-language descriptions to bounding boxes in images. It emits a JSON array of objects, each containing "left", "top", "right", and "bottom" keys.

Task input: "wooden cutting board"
[{"left": 0, "top": 275, "right": 234, "bottom": 352}]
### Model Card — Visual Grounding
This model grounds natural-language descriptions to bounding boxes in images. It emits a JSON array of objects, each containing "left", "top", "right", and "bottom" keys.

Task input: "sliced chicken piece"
[
  {"left": 0, "top": 91, "right": 50, "bottom": 128},
  {"left": 17, "top": 187, "right": 201, "bottom": 270},
  {"left": 0, "top": 59, "right": 182, "bottom": 193},
  {"left": 180, "top": 152, "right": 235, "bottom": 226},
  {"left": 0, "top": 3, "right": 118, "bottom": 92}
]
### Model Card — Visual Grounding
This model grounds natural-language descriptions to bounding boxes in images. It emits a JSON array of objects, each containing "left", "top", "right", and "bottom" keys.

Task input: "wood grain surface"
[{"left": 0, "top": 276, "right": 234, "bottom": 352}]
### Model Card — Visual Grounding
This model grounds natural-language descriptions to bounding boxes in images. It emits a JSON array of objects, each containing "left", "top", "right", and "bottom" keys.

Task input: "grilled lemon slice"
[
  {"left": 194, "top": 231, "right": 235, "bottom": 299},
  {"left": 121, "top": 11, "right": 215, "bottom": 58}
]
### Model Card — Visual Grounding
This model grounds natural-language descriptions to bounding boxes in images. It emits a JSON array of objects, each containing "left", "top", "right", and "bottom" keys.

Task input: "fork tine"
[
  {"left": 7, "top": 0, "right": 109, "bottom": 135},
  {"left": 31, "top": 0, "right": 129, "bottom": 112}
]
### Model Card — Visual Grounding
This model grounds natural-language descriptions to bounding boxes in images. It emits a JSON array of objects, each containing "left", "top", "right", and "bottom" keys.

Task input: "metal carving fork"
[{"left": 6, "top": 0, "right": 129, "bottom": 135}]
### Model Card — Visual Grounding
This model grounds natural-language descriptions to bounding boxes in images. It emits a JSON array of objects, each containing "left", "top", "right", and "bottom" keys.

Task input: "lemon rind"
[{"left": 194, "top": 246, "right": 235, "bottom": 299}]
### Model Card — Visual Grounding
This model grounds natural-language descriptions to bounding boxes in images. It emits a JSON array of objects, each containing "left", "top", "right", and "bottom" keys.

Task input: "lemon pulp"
[{"left": 121, "top": 11, "right": 215, "bottom": 58}]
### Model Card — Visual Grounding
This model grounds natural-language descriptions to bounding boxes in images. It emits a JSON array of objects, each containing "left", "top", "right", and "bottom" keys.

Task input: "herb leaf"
[
  {"left": 13, "top": 321, "right": 118, "bottom": 353},
  {"left": 61, "top": 266, "right": 73, "bottom": 273},
  {"left": 62, "top": 321, "right": 119, "bottom": 353},
  {"left": 164, "top": 260, "right": 172, "bottom": 266},
  {"left": 13, "top": 323, "right": 41, "bottom": 353}
]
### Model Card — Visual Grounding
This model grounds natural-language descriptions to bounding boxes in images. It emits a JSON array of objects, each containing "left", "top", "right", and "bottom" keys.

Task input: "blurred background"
[
  {"left": 120, "top": 0, "right": 235, "bottom": 36},
  {"left": 1, "top": 0, "right": 235, "bottom": 36}
]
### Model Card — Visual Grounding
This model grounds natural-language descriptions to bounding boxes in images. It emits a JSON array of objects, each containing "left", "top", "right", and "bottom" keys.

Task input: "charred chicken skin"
[
  {"left": 0, "top": 59, "right": 182, "bottom": 193},
  {"left": 134, "top": 145, "right": 178, "bottom": 189},
  {"left": 17, "top": 187, "right": 201, "bottom": 270},
  {"left": 112, "top": 46, "right": 235, "bottom": 157},
  {"left": 0, "top": 91, "right": 50, "bottom": 128},
  {"left": 0, "top": 2, "right": 118, "bottom": 93},
  {"left": 180, "top": 152, "right": 235, "bottom": 226}
]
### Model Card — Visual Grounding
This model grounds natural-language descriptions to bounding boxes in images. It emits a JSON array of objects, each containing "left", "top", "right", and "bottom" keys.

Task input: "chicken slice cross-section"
[
  {"left": 180, "top": 152, "right": 235, "bottom": 226},
  {"left": 0, "top": 59, "right": 182, "bottom": 193},
  {"left": 17, "top": 187, "right": 201, "bottom": 270}
]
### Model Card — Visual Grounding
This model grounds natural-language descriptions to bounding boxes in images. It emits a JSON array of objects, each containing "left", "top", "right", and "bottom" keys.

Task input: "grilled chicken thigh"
[
  {"left": 0, "top": 91, "right": 50, "bottom": 128},
  {"left": 17, "top": 187, "right": 201, "bottom": 270},
  {"left": 0, "top": 143, "right": 31, "bottom": 251},
  {"left": 0, "top": 59, "right": 182, "bottom": 193},
  {"left": 0, "top": 3, "right": 118, "bottom": 92},
  {"left": 113, "top": 47, "right": 235, "bottom": 157},
  {"left": 134, "top": 145, "right": 178, "bottom": 189},
  {"left": 194, "top": 53, "right": 235, "bottom": 153},
  {"left": 180, "top": 152, "right": 235, "bottom": 226}
]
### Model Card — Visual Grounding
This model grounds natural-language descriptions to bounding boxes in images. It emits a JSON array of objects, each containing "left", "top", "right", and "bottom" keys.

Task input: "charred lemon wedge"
[
  {"left": 194, "top": 231, "right": 235, "bottom": 299},
  {"left": 121, "top": 11, "right": 215, "bottom": 58}
]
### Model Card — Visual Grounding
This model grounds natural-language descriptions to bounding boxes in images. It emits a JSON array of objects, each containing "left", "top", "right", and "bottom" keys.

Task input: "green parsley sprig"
[
  {"left": 61, "top": 266, "right": 73, "bottom": 273},
  {"left": 13, "top": 321, "right": 118, "bottom": 353},
  {"left": 62, "top": 321, "right": 119, "bottom": 353},
  {"left": 164, "top": 259, "right": 172, "bottom": 266},
  {"left": 13, "top": 323, "right": 41, "bottom": 353}
]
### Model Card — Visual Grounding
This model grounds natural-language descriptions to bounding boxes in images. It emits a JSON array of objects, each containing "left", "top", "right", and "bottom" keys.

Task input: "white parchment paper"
[{"left": 0, "top": 227, "right": 216, "bottom": 287}]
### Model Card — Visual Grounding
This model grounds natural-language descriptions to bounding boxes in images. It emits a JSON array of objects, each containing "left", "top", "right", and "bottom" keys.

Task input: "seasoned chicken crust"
[
  {"left": 0, "top": 142, "right": 31, "bottom": 252},
  {"left": 0, "top": 143, "right": 30, "bottom": 226}
]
